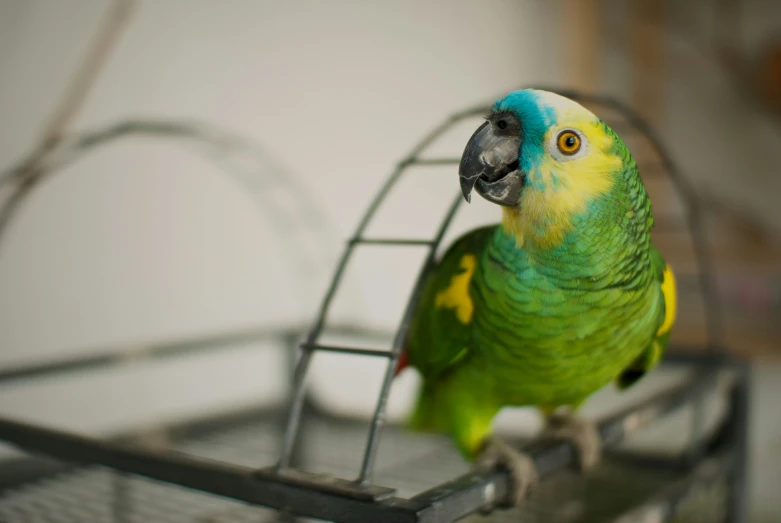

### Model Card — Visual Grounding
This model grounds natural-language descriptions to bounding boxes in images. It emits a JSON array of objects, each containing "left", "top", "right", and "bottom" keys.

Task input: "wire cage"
[
  {"left": 0, "top": 118, "right": 336, "bottom": 518},
  {"left": 0, "top": 89, "right": 751, "bottom": 523}
]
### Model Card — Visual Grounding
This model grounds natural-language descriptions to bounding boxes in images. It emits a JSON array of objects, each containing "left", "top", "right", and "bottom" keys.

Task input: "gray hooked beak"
[{"left": 458, "top": 121, "right": 523, "bottom": 206}]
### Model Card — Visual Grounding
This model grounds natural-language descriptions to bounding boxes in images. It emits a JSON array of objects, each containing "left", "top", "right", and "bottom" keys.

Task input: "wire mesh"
[{"left": 0, "top": 405, "right": 731, "bottom": 523}]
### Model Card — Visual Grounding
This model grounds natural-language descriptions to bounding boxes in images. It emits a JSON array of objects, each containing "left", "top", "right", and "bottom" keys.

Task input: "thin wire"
[
  {"left": 15, "top": 0, "right": 138, "bottom": 190},
  {"left": 0, "top": 119, "right": 337, "bottom": 315}
]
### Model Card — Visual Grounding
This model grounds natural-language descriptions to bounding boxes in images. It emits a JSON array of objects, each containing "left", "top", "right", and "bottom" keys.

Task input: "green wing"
[
  {"left": 616, "top": 246, "right": 676, "bottom": 389},
  {"left": 405, "top": 225, "right": 497, "bottom": 380}
]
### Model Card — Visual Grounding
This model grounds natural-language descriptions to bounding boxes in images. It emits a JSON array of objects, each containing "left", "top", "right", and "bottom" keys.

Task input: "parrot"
[{"left": 394, "top": 89, "right": 677, "bottom": 506}]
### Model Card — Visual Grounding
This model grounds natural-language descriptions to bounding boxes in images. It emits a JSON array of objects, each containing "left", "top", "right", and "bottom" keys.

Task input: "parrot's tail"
[{"left": 408, "top": 383, "right": 449, "bottom": 434}]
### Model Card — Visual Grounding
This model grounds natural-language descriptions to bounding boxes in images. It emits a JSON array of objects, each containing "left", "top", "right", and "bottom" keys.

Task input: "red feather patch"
[{"left": 394, "top": 350, "right": 409, "bottom": 377}]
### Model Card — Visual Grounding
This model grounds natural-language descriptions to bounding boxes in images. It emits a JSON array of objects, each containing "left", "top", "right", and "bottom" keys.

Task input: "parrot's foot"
[
  {"left": 542, "top": 412, "right": 601, "bottom": 471},
  {"left": 475, "top": 436, "right": 539, "bottom": 507}
]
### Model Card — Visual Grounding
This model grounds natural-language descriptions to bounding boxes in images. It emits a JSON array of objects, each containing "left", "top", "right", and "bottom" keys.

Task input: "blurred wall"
[{"left": 0, "top": 0, "right": 565, "bottom": 432}]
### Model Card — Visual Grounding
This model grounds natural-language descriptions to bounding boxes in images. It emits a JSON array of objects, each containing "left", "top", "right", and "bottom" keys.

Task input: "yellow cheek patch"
[
  {"left": 435, "top": 255, "right": 476, "bottom": 324},
  {"left": 503, "top": 120, "right": 621, "bottom": 249},
  {"left": 656, "top": 265, "right": 677, "bottom": 336}
]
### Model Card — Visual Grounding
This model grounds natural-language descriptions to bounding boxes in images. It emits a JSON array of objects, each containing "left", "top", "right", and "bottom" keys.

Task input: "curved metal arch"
[
  {"left": 0, "top": 119, "right": 337, "bottom": 310},
  {"left": 278, "top": 87, "right": 723, "bottom": 487}
]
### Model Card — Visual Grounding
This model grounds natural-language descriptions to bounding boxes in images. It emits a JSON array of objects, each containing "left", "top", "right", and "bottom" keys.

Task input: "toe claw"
[
  {"left": 543, "top": 413, "right": 601, "bottom": 472},
  {"left": 475, "top": 436, "right": 539, "bottom": 508}
]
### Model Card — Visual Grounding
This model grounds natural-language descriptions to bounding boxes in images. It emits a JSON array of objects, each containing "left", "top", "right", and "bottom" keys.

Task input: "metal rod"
[
  {"left": 300, "top": 343, "right": 393, "bottom": 358},
  {"left": 610, "top": 452, "right": 733, "bottom": 523},
  {"left": 407, "top": 158, "right": 461, "bottom": 166},
  {"left": 0, "top": 0, "right": 137, "bottom": 240},
  {"left": 278, "top": 331, "right": 309, "bottom": 473},
  {"left": 357, "top": 195, "right": 463, "bottom": 485},
  {"left": 275, "top": 349, "right": 314, "bottom": 471},
  {"left": 349, "top": 238, "right": 436, "bottom": 247},
  {"left": 726, "top": 363, "right": 751, "bottom": 523},
  {"left": 37, "top": 0, "right": 138, "bottom": 149},
  {"left": 0, "top": 418, "right": 419, "bottom": 523},
  {"left": 0, "top": 326, "right": 294, "bottom": 385},
  {"left": 0, "top": 322, "right": 387, "bottom": 386}
]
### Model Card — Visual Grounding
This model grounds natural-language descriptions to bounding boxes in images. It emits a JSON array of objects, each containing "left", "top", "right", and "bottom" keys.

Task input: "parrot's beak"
[{"left": 458, "top": 121, "right": 523, "bottom": 206}]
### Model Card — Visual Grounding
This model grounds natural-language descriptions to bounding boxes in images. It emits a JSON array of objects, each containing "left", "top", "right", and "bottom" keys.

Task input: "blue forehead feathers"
[
  {"left": 493, "top": 90, "right": 556, "bottom": 184},
  {"left": 493, "top": 90, "right": 558, "bottom": 136}
]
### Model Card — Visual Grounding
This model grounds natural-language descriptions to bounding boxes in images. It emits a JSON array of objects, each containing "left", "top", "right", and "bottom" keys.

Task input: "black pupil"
[
  {"left": 497, "top": 119, "right": 507, "bottom": 130},
  {"left": 565, "top": 135, "right": 577, "bottom": 148}
]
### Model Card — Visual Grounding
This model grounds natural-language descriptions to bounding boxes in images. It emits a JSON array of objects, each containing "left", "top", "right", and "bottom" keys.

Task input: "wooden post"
[
  {"left": 562, "top": 0, "right": 601, "bottom": 92},
  {"left": 631, "top": 0, "right": 666, "bottom": 126}
]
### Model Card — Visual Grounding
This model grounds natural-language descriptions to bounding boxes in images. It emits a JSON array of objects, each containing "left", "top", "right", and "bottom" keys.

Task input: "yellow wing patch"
[
  {"left": 656, "top": 265, "right": 677, "bottom": 336},
  {"left": 435, "top": 254, "right": 476, "bottom": 324}
]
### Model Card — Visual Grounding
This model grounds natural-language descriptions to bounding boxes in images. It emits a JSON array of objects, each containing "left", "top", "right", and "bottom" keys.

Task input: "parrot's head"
[{"left": 459, "top": 89, "right": 639, "bottom": 248}]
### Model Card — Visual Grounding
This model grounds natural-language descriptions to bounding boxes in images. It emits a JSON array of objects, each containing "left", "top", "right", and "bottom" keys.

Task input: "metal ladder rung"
[
  {"left": 300, "top": 343, "right": 393, "bottom": 358},
  {"left": 408, "top": 158, "right": 460, "bottom": 166},
  {"left": 349, "top": 237, "right": 436, "bottom": 246}
]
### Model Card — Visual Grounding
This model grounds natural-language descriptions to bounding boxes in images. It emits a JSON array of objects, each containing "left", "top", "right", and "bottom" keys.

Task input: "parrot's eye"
[
  {"left": 557, "top": 131, "right": 581, "bottom": 155},
  {"left": 547, "top": 128, "right": 588, "bottom": 162},
  {"left": 496, "top": 119, "right": 508, "bottom": 130}
]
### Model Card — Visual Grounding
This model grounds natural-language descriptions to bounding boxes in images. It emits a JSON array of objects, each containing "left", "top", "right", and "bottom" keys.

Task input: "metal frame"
[
  {"left": 0, "top": 352, "right": 750, "bottom": 523},
  {"left": 0, "top": 89, "right": 751, "bottom": 523}
]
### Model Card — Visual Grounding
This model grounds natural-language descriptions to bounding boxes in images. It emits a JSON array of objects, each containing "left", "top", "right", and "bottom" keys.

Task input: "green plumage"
[{"left": 402, "top": 91, "right": 674, "bottom": 459}]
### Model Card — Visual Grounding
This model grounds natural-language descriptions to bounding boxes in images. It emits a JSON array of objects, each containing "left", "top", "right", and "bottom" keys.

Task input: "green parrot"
[{"left": 395, "top": 89, "right": 677, "bottom": 505}]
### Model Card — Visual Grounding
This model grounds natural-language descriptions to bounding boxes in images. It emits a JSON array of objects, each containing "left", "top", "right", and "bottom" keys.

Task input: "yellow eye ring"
[{"left": 557, "top": 130, "right": 581, "bottom": 155}]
